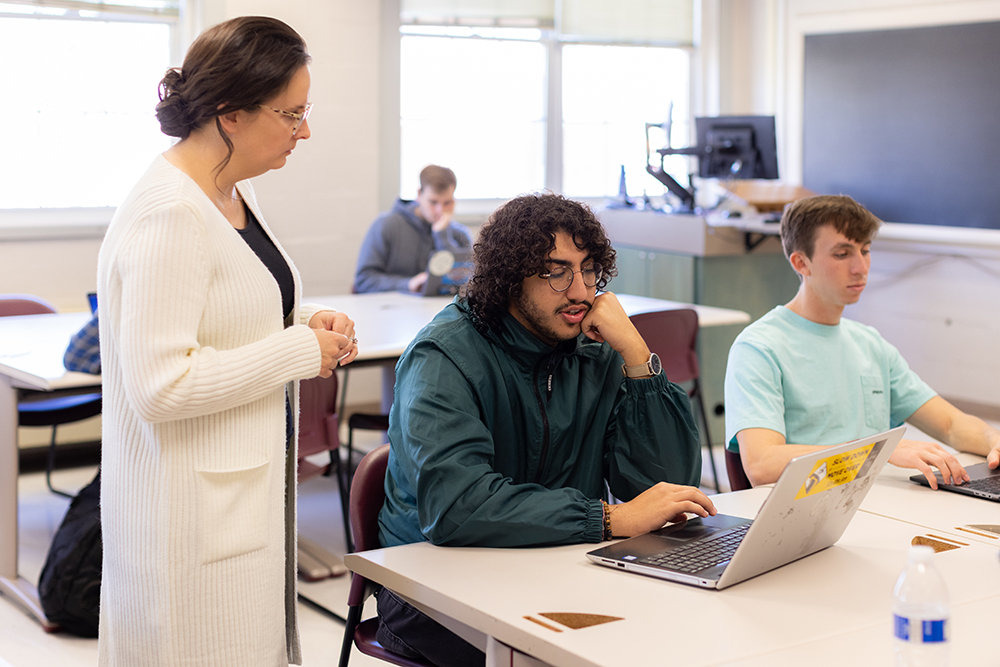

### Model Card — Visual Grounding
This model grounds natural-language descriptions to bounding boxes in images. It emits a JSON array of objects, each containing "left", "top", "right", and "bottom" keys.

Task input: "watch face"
[{"left": 649, "top": 352, "right": 662, "bottom": 375}]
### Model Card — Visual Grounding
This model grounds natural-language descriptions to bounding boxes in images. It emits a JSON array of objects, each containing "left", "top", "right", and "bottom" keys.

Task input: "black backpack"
[{"left": 38, "top": 469, "right": 102, "bottom": 637}]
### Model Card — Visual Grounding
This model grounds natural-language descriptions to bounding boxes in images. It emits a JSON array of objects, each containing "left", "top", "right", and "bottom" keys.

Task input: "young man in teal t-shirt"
[{"left": 725, "top": 195, "right": 1000, "bottom": 487}]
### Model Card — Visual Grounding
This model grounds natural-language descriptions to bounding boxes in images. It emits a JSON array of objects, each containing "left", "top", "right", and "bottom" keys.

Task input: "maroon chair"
[
  {"left": 725, "top": 448, "right": 753, "bottom": 491},
  {"left": 338, "top": 444, "right": 433, "bottom": 667},
  {"left": 629, "top": 308, "right": 721, "bottom": 491},
  {"left": 2, "top": 294, "right": 102, "bottom": 498},
  {"left": 297, "top": 374, "right": 352, "bottom": 556}
]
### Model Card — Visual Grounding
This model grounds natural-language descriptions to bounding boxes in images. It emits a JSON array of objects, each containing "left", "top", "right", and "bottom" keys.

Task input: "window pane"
[
  {"left": 400, "top": 34, "right": 546, "bottom": 199},
  {"left": 0, "top": 17, "right": 172, "bottom": 208},
  {"left": 562, "top": 44, "right": 689, "bottom": 198}
]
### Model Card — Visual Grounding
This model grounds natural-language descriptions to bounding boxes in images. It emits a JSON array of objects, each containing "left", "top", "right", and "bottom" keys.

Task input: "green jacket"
[{"left": 379, "top": 299, "right": 702, "bottom": 548}]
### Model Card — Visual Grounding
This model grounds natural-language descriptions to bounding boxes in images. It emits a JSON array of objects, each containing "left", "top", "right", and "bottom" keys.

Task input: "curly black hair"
[{"left": 463, "top": 193, "right": 617, "bottom": 333}]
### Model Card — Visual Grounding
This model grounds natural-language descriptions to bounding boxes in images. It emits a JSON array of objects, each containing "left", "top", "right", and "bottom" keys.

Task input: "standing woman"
[{"left": 97, "top": 17, "right": 354, "bottom": 666}]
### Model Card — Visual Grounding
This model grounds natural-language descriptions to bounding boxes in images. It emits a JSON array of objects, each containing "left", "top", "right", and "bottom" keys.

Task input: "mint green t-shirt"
[{"left": 724, "top": 306, "right": 935, "bottom": 451}]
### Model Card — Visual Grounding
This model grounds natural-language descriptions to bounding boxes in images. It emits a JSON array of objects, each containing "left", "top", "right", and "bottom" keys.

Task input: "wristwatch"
[{"left": 621, "top": 352, "right": 661, "bottom": 379}]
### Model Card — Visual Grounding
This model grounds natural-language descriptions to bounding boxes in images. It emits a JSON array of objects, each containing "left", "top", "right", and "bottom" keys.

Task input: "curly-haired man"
[{"left": 375, "top": 193, "right": 715, "bottom": 666}]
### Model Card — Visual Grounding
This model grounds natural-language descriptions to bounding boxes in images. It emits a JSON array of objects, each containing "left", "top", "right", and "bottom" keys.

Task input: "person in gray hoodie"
[{"left": 353, "top": 165, "right": 473, "bottom": 293}]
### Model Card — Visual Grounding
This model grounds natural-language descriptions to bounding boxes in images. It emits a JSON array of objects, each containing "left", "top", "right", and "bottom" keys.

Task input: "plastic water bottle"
[{"left": 892, "top": 545, "right": 950, "bottom": 666}]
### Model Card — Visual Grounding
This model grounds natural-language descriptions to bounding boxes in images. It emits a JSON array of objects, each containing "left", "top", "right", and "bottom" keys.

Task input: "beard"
[{"left": 510, "top": 290, "right": 591, "bottom": 347}]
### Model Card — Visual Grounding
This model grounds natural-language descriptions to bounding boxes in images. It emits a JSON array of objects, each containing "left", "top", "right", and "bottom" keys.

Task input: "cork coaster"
[
  {"left": 911, "top": 535, "right": 961, "bottom": 553},
  {"left": 538, "top": 613, "right": 623, "bottom": 629}
]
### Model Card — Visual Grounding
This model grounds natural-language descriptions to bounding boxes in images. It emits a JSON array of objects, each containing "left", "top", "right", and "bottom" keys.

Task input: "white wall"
[{"left": 846, "top": 238, "right": 1000, "bottom": 411}]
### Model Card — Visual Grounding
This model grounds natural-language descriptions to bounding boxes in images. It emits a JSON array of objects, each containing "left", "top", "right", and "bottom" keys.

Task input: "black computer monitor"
[
  {"left": 695, "top": 115, "right": 778, "bottom": 180},
  {"left": 647, "top": 115, "right": 779, "bottom": 212}
]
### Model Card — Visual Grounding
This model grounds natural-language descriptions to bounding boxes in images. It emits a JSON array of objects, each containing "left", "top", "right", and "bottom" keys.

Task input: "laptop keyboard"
[
  {"left": 960, "top": 475, "right": 1000, "bottom": 494},
  {"left": 639, "top": 522, "right": 751, "bottom": 574}
]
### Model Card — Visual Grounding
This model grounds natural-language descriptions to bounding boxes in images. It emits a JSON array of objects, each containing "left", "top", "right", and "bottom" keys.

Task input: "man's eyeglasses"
[
  {"left": 538, "top": 263, "right": 602, "bottom": 292},
  {"left": 259, "top": 102, "right": 313, "bottom": 136}
]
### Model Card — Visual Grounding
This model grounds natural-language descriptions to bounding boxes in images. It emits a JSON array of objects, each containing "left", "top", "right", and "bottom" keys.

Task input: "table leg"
[
  {"left": 0, "top": 376, "right": 56, "bottom": 630},
  {"left": 486, "top": 637, "right": 552, "bottom": 667}
]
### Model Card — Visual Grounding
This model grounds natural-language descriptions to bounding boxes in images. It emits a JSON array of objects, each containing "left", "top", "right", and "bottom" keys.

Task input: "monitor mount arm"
[{"left": 644, "top": 122, "right": 703, "bottom": 212}]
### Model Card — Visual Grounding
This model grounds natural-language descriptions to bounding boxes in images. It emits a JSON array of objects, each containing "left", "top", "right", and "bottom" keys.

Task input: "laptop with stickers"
[{"left": 587, "top": 426, "right": 905, "bottom": 589}]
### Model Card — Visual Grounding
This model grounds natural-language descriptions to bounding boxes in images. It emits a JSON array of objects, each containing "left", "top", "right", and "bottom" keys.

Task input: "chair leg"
[
  {"left": 338, "top": 602, "right": 363, "bottom": 667},
  {"left": 45, "top": 425, "right": 74, "bottom": 499},
  {"left": 339, "top": 453, "right": 354, "bottom": 553},
  {"left": 345, "top": 428, "right": 355, "bottom": 499},
  {"left": 693, "top": 384, "right": 721, "bottom": 492}
]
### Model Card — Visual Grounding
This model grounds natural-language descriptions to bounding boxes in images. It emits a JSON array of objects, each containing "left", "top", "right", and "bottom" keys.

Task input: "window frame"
[{"left": 0, "top": 2, "right": 182, "bottom": 240}]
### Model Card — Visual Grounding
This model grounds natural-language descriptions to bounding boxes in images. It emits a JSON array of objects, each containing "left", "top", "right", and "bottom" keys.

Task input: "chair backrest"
[
  {"left": 629, "top": 308, "right": 700, "bottom": 385},
  {"left": 725, "top": 448, "right": 753, "bottom": 491},
  {"left": 350, "top": 444, "right": 390, "bottom": 555},
  {"left": 0, "top": 293, "right": 57, "bottom": 317},
  {"left": 297, "top": 374, "right": 340, "bottom": 460},
  {"left": 346, "top": 444, "right": 390, "bottom": 608}
]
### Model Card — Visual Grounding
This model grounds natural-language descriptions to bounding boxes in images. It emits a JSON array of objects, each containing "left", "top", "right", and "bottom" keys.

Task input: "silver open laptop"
[{"left": 587, "top": 426, "right": 905, "bottom": 589}]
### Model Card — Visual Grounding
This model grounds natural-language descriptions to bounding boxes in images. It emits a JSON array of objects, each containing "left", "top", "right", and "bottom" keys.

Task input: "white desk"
[
  {"left": 859, "top": 454, "right": 1000, "bottom": 548},
  {"left": 345, "top": 479, "right": 1000, "bottom": 667},
  {"left": 0, "top": 311, "right": 99, "bottom": 630}
]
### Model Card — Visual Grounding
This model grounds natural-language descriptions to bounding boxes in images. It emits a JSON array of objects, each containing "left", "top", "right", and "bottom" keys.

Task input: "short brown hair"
[
  {"left": 419, "top": 165, "right": 457, "bottom": 193},
  {"left": 780, "top": 194, "right": 882, "bottom": 259},
  {"left": 463, "top": 193, "right": 616, "bottom": 333}
]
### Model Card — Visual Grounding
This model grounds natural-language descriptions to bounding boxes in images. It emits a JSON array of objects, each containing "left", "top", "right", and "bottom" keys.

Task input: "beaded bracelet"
[{"left": 601, "top": 500, "right": 613, "bottom": 541}]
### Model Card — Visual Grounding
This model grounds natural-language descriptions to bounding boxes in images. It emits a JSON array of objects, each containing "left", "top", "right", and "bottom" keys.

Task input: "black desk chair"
[{"left": 1, "top": 294, "right": 102, "bottom": 498}]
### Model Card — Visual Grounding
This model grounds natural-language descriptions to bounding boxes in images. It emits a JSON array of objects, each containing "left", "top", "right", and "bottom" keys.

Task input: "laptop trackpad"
[{"left": 652, "top": 514, "right": 752, "bottom": 543}]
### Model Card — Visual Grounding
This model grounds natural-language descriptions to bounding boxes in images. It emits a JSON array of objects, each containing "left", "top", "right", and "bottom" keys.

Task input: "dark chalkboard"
[{"left": 803, "top": 21, "right": 1000, "bottom": 229}]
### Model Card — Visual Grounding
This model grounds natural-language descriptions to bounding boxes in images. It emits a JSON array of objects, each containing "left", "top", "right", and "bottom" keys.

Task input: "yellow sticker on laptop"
[{"left": 795, "top": 443, "right": 876, "bottom": 499}]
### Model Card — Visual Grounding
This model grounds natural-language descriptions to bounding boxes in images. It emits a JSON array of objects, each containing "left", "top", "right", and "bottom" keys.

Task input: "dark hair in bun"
[{"left": 156, "top": 16, "right": 310, "bottom": 172}]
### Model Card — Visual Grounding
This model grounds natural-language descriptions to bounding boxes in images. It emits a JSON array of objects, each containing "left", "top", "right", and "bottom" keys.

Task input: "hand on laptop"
[
  {"left": 890, "top": 439, "right": 969, "bottom": 490},
  {"left": 608, "top": 482, "right": 717, "bottom": 538}
]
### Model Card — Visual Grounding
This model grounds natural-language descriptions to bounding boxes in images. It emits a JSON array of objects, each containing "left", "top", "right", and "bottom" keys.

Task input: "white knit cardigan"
[{"left": 96, "top": 155, "right": 327, "bottom": 666}]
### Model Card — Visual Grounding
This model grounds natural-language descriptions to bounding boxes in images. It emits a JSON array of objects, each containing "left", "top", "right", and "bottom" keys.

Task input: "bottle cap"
[{"left": 909, "top": 544, "right": 934, "bottom": 561}]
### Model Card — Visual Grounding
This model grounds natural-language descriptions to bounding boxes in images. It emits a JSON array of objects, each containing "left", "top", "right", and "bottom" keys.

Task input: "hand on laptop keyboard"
[{"left": 609, "top": 482, "right": 717, "bottom": 538}]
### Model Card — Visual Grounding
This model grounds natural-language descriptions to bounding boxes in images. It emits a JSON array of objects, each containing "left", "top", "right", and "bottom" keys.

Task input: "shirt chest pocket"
[{"left": 861, "top": 375, "right": 889, "bottom": 430}]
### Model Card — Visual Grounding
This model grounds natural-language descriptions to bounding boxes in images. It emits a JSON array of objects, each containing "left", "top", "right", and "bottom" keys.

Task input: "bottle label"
[{"left": 893, "top": 615, "right": 948, "bottom": 643}]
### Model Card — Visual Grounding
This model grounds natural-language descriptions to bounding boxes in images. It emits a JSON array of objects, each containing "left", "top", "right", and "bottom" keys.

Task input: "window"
[
  {"left": 0, "top": 2, "right": 176, "bottom": 210},
  {"left": 397, "top": 3, "right": 695, "bottom": 203},
  {"left": 562, "top": 44, "right": 690, "bottom": 198},
  {"left": 400, "top": 29, "right": 547, "bottom": 199}
]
